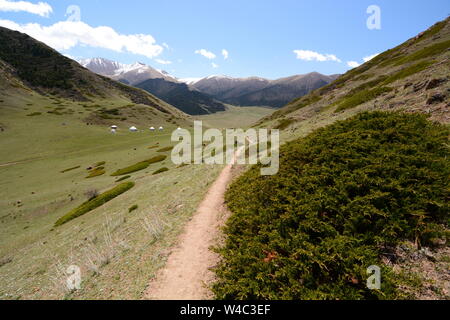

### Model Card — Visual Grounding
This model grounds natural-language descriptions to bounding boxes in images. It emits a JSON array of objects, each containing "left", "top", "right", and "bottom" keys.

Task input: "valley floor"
[{"left": 0, "top": 98, "right": 273, "bottom": 300}]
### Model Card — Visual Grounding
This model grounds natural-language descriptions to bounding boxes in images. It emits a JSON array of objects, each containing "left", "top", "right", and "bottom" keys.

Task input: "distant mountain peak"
[{"left": 79, "top": 58, "right": 177, "bottom": 85}]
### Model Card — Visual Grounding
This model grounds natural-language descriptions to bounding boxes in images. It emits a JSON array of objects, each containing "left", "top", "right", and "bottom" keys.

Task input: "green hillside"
[
  {"left": 0, "top": 27, "right": 217, "bottom": 300},
  {"left": 215, "top": 112, "right": 449, "bottom": 299},
  {"left": 214, "top": 18, "right": 450, "bottom": 300},
  {"left": 256, "top": 18, "right": 450, "bottom": 138}
]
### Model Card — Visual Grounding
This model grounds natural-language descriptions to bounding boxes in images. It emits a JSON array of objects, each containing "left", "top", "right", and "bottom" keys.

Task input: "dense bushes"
[
  {"left": 55, "top": 182, "right": 135, "bottom": 226},
  {"left": 214, "top": 112, "right": 449, "bottom": 300}
]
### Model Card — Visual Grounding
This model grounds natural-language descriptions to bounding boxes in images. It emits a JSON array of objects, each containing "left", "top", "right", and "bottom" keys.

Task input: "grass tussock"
[
  {"left": 55, "top": 182, "right": 135, "bottom": 226},
  {"left": 111, "top": 161, "right": 149, "bottom": 176},
  {"left": 26, "top": 112, "right": 42, "bottom": 117},
  {"left": 86, "top": 167, "right": 106, "bottom": 179},
  {"left": 115, "top": 175, "right": 131, "bottom": 182},
  {"left": 111, "top": 155, "right": 167, "bottom": 176},
  {"left": 129, "top": 205, "right": 138, "bottom": 213},
  {"left": 153, "top": 167, "right": 169, "bottom": 175},
  {"left": 146, "top": 155, "right": 167, "bottom": 164},
  {"left": 60, "top": 165, "right": 80, "bottom": 173},
  {"left": 214, "top": 111, "right": 450, "bottom": 300},
  {"left": 157, "top": 146, "right": 174, "bottom": 153}
]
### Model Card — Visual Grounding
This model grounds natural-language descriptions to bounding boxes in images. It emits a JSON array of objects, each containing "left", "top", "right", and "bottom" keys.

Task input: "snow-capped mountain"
[
  {"left": 78, "top": 57, "right": 227, "bottom": 115},
  {"left": 78, "top": 58, "right": 177, "bottom": 85},
  {"left": 79, "top": 58, "right": 340, "bottom": 109}
]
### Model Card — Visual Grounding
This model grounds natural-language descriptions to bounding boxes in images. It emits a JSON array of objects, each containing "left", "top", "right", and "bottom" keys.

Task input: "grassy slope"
[
  {"left": 195, "top": 105, "right": 275, "bottom": 129},
  {"left": 256, "top": 18, "right": 450, "bottom": 144},
  {"left": 0, "top": 93, "right": 223, "bottom": 299},
  {"left": 0, "top": 82, "right": 270, "bottom": 298}
]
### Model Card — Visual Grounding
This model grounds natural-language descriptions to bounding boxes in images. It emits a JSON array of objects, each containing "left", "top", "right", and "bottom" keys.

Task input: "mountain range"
[
  {"left": 192, "top": 73, "right": 340, "bottom": 108},
  {"left": 79, "top": 58, "right": 339, "bottom": 113}
]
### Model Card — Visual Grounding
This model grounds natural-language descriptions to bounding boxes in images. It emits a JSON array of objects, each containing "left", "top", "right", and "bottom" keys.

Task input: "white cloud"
[
  {"left": 347, "top": 61, "right": 361, "bottom": 68},
  {"left": 0, "top": 0, "right": 52, "bottom": 17},
  {"left": 363, "top": 53, "right": 379, "bottom": 62},
  {"left": 195, "top": 49, "right": 216, "bottom": 60},
  {"left": 293, "top": 50, "right": 341, "bottom": 63},
  {"left": 0, "top": 19, "right": 164, "bottom": 59},
  {"left": 155, "top": 58, "right": 172, "bottom": 65},
  {"left": 222, "top": 49, "right": 229, "bottom": 60},
  {"left": 211, "top": 62, "right": 219, "bottom": 68}
]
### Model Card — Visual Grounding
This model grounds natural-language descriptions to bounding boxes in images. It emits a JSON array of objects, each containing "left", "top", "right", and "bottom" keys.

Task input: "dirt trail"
[{"left": 145, "top": 149, "right": 243, "bottom": 300}]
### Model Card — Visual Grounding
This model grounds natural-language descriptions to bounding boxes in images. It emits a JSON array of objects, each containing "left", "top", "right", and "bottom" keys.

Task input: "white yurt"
[
  {"left": 111, "top": 128, "right": 117, "bottom": 134},
  {"left": 177, "top": 127, "right": 182, "bottom": 131},
  {"left": 129, "top": 126, "right": 138, "bottom": 132},
  {"left": 111, "top": 125, "right": 118, "bottom": 129},
  {"left": 150, "top": 127, "right": 155, "bottom": 131},
  {"left": 159, "top": 126, "right": 164, "bottom": 131}
]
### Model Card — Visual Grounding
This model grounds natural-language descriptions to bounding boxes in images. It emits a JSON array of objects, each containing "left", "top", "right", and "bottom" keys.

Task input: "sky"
[{"left": 0, "top": 0, "right": 449, "bottom": 80}]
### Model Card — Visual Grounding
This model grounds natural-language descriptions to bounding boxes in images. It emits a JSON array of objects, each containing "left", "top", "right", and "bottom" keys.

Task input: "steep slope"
[
  {"left": 257, "top": 18, "right": 450, "bottom": 132},
  {"left": 193, "top": 73, "right": 338, "bottom": 108},
  {"left": 214, "top": 18, "right": 450, "bottom": 301},
  {"left": 135, "top": 78, "right": 226, "bottom": 115},
  {"left": 0, "top": 27, "right": 183, "bottom": 117}
]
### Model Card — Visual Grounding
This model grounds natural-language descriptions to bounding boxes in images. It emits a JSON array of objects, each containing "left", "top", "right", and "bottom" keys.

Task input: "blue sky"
[{"left": 0, "top": 0, "right": 449, "bottom": 79}]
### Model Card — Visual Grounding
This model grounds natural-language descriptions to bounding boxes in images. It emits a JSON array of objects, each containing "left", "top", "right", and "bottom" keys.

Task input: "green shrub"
[
  {"left": 95, "top": 161, "right": 106, "bottom": 167},
  {"left": 335, "top": 86, "right": 393, "bottom": 112},
  {"left": 153, "top": 167, "right": 169, "bottom": 175},
  {"left": 129, "top": 205, "right": 138, "bottom": 213},
  {"left": 116, "top": 175, "right": 131, "bottom": 182},
  {"left": 86, "top": 167, "right": 105, "bottom": 178},
  {"left": 26, "top": 112, "right": 42, "bottom": 116},
  {"left": 111, "top": 155, "right": 167, "bottom": 176},
  {"left": 111, "top": 161, "right": 149, "bottom": 176},
  {"left": 146, "top": 155, "right": 167, "bottom": 164},
  {"left": 60, "top": 165, "right": 80, "bottom": 173},
  {"left": 55, "top": 182, "right": 135, "bottom": 226},
  {"left": 157, "top": 146, "right": 174, "bottom": 153},
  {"left": 214, "top": 111, "right": 449, "bottom": 300}
]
